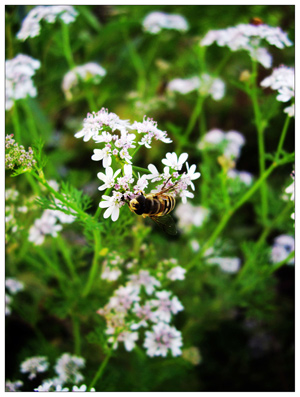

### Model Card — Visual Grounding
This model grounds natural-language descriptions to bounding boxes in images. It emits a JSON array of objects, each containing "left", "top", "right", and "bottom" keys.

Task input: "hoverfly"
[{"left": 127, "top": 177, "right": 178, "bottom": 235}]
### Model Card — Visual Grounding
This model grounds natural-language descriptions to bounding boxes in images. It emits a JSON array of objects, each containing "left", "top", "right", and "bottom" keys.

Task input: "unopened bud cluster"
[{"left": 5, "top": 134, "right": 36, "bottom": 170}]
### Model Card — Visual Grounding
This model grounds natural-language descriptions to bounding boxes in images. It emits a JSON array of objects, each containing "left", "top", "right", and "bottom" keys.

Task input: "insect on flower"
[{"left": 125, "top": 177, "right": 179, "bottom": 235}]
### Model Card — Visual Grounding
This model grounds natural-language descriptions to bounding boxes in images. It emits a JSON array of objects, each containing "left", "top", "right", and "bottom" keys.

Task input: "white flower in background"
[
  {"left": 144, "top": 322, "right": 183, "bottom": 357},
  {"left": 99, "top": 191, "right": 125, "bottom": 222},
  {"left": 175, "top": 202, "right": 209, "bottom": 232},
  {"left": 107, "top": 284, "right": 140, "bottom": 313},
  {"left": 34, "top": 380, "right": 70, "bottom": 392},
  {"left": 161, "top": 152, "right": 188, "bottom": 171},
  {"left": 20, "top": 356, "right": 49, "bottom": 380},
  {"left": 128, "top": 270, "right": 161, "bottom": 295},
  {"left": 227, "top": 169, "right": 253, "bottom": 186},
  {"left": 167, "top": 77, "right": 200, "bottom": 95},
  {"left": 260, "top": 66, "right": 294, "bottom": 116},
  {"left": 207, "top": 257, "right": 241, "bottom": 273},
  {"left": 5, "top": 278, "right": 24, "bottom": 294},
  {"left": 131, "top": 302, "right": 158, "bottom": 329},
  {"left": 6, "top": 54, "right": 41, "bottom": 110},
  {"left": 285, "top": 171, "right": 295, "bottom": 202},
  {"left": 190, "top": 239, "right": 200, "bottom": 252},
  {"left": 28, "top": 210, "right": 63, "bottom": 245},
  {"left": 5, "top": 380, "right": 23, "bottom": 392},
  {"left": 52, "top": 198, "right": 77, "bottom": 224},
  {"left": 271, "top": 235, "right": 295, "bottom": 265},
  {"left": 201, "top": 23, "right": 292, "bottom": 68},
  {"left": 199, "top": 129, "right": 245, "bottom": 160},
  {"left": 54, "top": 353, "right": 85, "bottom": 385},
  {"left": 97, "top": 167, "right": 121, "bottom": 191},
  {"left": 142, "top": 11, "right": 188, "bottom": 34},
  {"left": 101, "top": 252, "right": 123, "bottom": 282},
  {"left": 62, "top": 63, "right": 106, "bottom": 100},
  {"left": 166, "top": 266, "right": 186, "bottom": 281},
  {"left": 72, "top": 384, "right": 96, "bottom": 392},
  {"left": 198, "top": 74, "right": 225, "bottom": 100},
  {"left": 17, "top": 5, "right": 78, "bottom": 40},
  {"left": 150, "top": 290, "right": 183, "bottom": 323}
]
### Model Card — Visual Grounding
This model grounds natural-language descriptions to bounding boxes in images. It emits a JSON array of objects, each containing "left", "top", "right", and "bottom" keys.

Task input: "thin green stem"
[
  {"left": 132, "top": 165, "right": 151, "bottom": 175},
  {"left": 71, "top": 315, "right": 81, "bottom": 356},
  {"left": 186, "top": 161, "right": 278, "bottom": 271},
  {"left": 84, "top": 88, "right": 98, "bottom": 112},
  {"left": 11, "top": 102, "right": 22, "bottom": 144},
  {"left": 250, "top": 59, "right": 268, "bottom": 223},
  {"left": 21, "top": 100, "right": 39, "bottom": 141},
  {"left": 183, "top": 95, "right": 205, "bottom": 141},
  {"left": 61, "top": 22, "right": 76, "bottom": 69},
  {"left": 56, "top": 234, "right": 79, "bottom": 282},
  {"left": 275, "top": 114, "right": 291, "bottom": 161},
  {"left": 82, "top": 230, "right": 101, "bottom": 297},
  {"left": 88, "top": 345, "right": 114, "bottom": 391}
]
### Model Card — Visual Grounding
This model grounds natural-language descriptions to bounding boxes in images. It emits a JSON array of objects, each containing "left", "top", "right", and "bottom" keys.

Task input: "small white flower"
[
  {"left": 5, "top": 380, "right": 23, "bottom": 392},
  {"left": 150, "top": 290, "right": 184, "bottom": 323},
  {"left": 128, "top": 270, "right": 161, "bottom": 295},
  {"left": 72, "top": 384, "right": 95, "bottom": 392},
  {"left": 207, "top": 257, "right": 241, "bottom": 273},
  {"left": 99, "top": 192, "right": 124, "bottom": 222},
  {"left": 6, "top": 54, "right": 41, "bottom": 110},
  {"left": 143, "top": 11, "right": 188, "bottom": 34},
  {"left": 166, "top": 266, "right": 186, "bottom": 281},
  {"left": 17, "top": 6, "right": 78, "bottom": 41},
  {"left": 175, "top": 203, "right": 209, "bottom": 232},
  {"left": 227, "top": 169, "right": 253, "bottom": 186},
  {"left": 146, "top": 164, "right": 163, "bottom": 182},
  {"left": 144, "top": 323, "right": 183, "bottom": 357},
  {"left": 185, "top": 162, "right": 201, "bottom": 190},
  {"left": 261, "top": 66, "right": 294, "bottom": 110},
  {"left": 161, "top": 152, "right": 188, "bottom": 171},
  {"left": 5, "top": 278, "right": 24, "bottom": 294},
  {"left": 54, "top": 353, "right": 85, "bottom": 385},
  {"left": 28, "top": 210, "right": 62, "bottom": 246},
  {"left": 167, "top": 77, "right": 200, "bottom": 95},
  {"left": 271, "top": 235, "right": 295, "bottom": 265},
  {"left": 20, "top": 356, "right": 49, "bottom": 380},
  {"left": 91, "top": 147, "right": 112, "bottom": 168},
  {"left": 97, "top": 167, "right": 122, "bottom": 191},
  {"left": 284, "top": 103, "right": 295, "bottom": 117},
  {"left": 62, "top": 63, "right": 106, "bottom": 100}
]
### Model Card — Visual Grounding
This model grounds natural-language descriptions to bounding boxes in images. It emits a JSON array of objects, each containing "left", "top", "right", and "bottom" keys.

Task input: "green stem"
[
  {"left": 250, "top": 59, "right": 268, "bottom": 223},
  {"left": 84, "top": 88, "right": 98, "bottom": 112},
  {"left": 132, "top": 165, "right": 151, "bottom": 175},
  {"left": 56, "top": 234, "right": 79, "bottom": 282},
  {"left": 61, "top": 22, "right": 76, "bottom": 69},
  {"left": 186, "top": 161, "right": 278, "bottom": 271},
  {"left": 71, "top": 315, "right": 81, "bottom": 356},
  {"left": 82, "top": 230, "right": 101, "bottom": 297},
  {"left": 11, "top": 102, "right": 22, "bottom": 144},
  {"left": 275, "top": 114, "right": 291, "bottom": 161},
  {"left": 21, "top": 100, "right": 39, "bottom": 141},
  {"left": 183, "top": 95, "right": 205, "bottom": 141},
  {"left": 88, "top": 345, "right": 114, "bottom": 391}
]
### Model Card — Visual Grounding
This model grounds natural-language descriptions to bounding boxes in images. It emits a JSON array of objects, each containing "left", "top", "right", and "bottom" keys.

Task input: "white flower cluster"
[
  {"left": 28, "top": 204, "right": 76, "bottom": 246},
  {"left": 198, "top": 128, "right": 245, "bottom": 160},
  {"left": 175, "top": 202, "right": 209, "bottom": 232},
  {"left": 227, "top": 169, "right": 253, "bottom": 186},
  {"left": 97, "top": 268, "right": 185, "bottom": 357},
  {"left": 34, "top": 383, "right": 95, "bottom": 392},
  {"left": 206, "top": 256, "right": 241, "bottom": 273},
  {"left": 5, "top": 380, "right": 23, "bottom": 392},
  {"left": 31, "top": 352, "right": 87, "bottom": 391},
  {"left": 5, "top": 277, "right": 24, "bottom": 316},
  {"left": 20, "top": 356, "right": 49, "bottom": 380},
  {"left": 17, "top": 5, "right": 78, "bottom": 41},
  {"left": 167, "top": 74, "right": 225, "bottom": 101},
  {"left": 6, "top": 54, "right": 41, "bottom": 110},
  {"left": 260, "top": 65, "right": 295, "bottom": 117},
  {"left": 101, "top": 251, "right": 124, "bottom": 281},
  {"left": 142, "top": 11, "right": 188, "bottom": 34},
  {"left": 75, "top": 109, "right": 200, "bottom": 222},
  {"left": 271, "top": 235, "right": 295, "bottom": 265},
  {"left": 201, "top": 23, "right": 292, "bottom": 68},
  {"left": 62, "top": 63, "right": 107, "bottom": 100}
]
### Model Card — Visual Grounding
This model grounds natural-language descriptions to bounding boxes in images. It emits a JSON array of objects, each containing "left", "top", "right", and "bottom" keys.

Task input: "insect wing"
[{"left": 150, "top": 214, "right": 177, "bottom": 235}]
